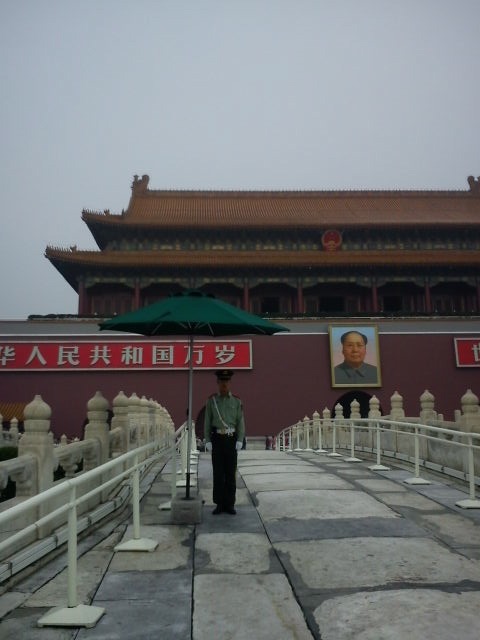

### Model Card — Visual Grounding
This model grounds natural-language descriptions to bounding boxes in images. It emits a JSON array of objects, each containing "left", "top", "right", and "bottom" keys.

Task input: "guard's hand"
[
  {"left": 205, "top": 442, "right": 212, "bottom": 452},
  {"left": 235, "top": 441, "right": 243, "bottom": 452}
]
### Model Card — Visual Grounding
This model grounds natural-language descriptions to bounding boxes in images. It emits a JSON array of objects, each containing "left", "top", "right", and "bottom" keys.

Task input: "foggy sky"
[{"left": 1, "top": 0, "right": 479, "bottom": 320}]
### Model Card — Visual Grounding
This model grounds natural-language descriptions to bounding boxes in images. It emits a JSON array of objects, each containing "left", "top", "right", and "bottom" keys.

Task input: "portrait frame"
[{"left": 329, "top": 324, "right": 382, "bottom": 388}]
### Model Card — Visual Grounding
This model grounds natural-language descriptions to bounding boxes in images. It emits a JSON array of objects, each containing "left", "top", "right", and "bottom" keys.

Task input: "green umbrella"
[{"left": 99, "top": 290, "right": 289, "bottom": 498}]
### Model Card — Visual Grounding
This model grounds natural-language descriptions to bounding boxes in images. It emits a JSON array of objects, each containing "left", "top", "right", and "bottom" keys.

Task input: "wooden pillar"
[
  {"left": 424, "top": 279, "right": 432, "bottom": 313},
  {"left": 78, "top": 279, "right": 87, "bottom": 315},
  {"left": 371, "top": 281, "right": 378, "bottom": 313},
  {"left": 296, "top": 280, "right": 304, "bottom": 314},
  {"left": 243, "top": 280, "right": 250, "bottom": 311},
  {"left": 134, "top": 280, "right": 141, "bottom": 309}
]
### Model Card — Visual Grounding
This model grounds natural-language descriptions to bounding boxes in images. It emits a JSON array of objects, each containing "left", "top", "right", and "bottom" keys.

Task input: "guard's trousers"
[{"left": 211, "top": 433, "right": 237, "bottom": 508}]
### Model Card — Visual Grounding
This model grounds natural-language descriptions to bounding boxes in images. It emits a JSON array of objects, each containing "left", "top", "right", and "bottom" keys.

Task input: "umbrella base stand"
[{"left": 171, "top": 496, "right": 202, "bottom": 524}]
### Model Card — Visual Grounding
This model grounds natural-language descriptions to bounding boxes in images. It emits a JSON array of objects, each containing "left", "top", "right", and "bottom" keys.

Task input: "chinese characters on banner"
[
  {"left": 454, "top": 338, "right": 480, "bottom": 367},
  {"left": 0, "top": 340, "right": 252, "bottom": 371}
]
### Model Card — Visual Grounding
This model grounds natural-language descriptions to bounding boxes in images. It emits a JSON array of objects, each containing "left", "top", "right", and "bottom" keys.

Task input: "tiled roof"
[
  {"left": 82, "top": 187, "right": 480, "bottom": 229},
  {"left": 45, "top": 248, "right": 480, "bottom": 269},
  {"left": 0, "top": 402, "right": 25, "bottom": 422}
]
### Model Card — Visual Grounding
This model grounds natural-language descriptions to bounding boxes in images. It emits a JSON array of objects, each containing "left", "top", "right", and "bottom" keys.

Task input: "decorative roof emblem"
[{"left": 321, "top": 229, "right": 342, "bottom": 251}]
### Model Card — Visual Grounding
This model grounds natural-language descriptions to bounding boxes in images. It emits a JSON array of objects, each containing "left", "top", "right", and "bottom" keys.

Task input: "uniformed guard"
[{"left": 204, "top": 369, "right": 245, "bottom": 515}]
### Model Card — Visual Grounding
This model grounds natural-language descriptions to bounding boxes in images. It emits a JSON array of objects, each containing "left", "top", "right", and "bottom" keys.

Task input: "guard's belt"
[{"left": 213, "top": 428, "right": 235, "bottom": 436}]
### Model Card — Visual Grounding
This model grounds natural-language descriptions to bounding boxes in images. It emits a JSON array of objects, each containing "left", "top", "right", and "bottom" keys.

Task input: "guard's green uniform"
[{"left": 204, "top": 391, "right": 245, "bottom": 510}]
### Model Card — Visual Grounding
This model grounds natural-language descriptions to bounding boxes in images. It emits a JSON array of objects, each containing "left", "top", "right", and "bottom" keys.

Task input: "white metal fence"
[
  {"left": 0, "top": 416, "right": 202, "bottom": 627},
  {"left": 276, "top": 416, "right": 480, "bottom": 509}
]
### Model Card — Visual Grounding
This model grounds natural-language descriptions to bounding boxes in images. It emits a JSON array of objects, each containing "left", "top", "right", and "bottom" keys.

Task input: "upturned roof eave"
[
  {"left": 45, "top": 248, "right": 480, "bottom": 269},
  {"left": 82, "top": 211, "right": 480, "bottom": 231}
]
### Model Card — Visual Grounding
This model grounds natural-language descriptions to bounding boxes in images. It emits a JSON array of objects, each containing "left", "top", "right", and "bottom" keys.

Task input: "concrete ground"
[{"left": 1, "top": 449, "right": 480, "bottom": 639}]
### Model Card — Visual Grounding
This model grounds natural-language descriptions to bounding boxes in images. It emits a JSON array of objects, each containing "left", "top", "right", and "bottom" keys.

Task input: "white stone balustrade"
[
  {"left": 0, "top": 390, "right": 174, "bottom": 508},
  {"left": 279, "top": 387, "right": 480, "bottom": 485}
]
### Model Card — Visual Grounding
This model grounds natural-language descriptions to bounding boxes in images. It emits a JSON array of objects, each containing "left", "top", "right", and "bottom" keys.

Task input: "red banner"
[
  {"left": 454, "top": 337, "right": 480, "bottom": 367},
  {"left": 0, "top": 339, "right": 252, "bottom": 371}
]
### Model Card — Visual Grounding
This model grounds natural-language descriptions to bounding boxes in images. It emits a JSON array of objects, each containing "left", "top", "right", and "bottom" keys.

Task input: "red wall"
[{"left": 1, "top": 329, "right": 479, "bottom": 440}]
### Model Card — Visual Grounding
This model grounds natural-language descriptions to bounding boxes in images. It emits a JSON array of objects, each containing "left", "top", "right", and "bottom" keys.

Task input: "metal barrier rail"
[
  {"left": 0, "top": 418, "right": 199, "bottom": 629},
  {"left": 277, "top": 417, "right": 480, "bottom": 509},
  {"left": 0, "top": 440, "right": 166, "bottom": 627}
]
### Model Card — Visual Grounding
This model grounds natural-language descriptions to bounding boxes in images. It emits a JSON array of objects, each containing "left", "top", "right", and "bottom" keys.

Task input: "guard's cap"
[{"left": 216, "top": 369, "right": 234, "bottom": 381}]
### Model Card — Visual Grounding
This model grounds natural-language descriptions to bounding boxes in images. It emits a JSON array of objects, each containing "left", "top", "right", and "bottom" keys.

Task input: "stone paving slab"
[
  {"left": 375, "top": 491, "right": 445, "bottom": 511},
  {"left": 316, "top": 460, "right": 358, "bottom": 468},
  {"left": 235, "top": 452, "right": 286, "bottom": 462},
  {"left": 195, "top": 532, "right": 281, "bottom": 574},
  {"left": 24, "top": 549, "right": 114, "bottom": 608},
  {"left": 93, "top": 567, "right": 191, "bottom": 602},
  {"left": 78, "top": 569, "right": 192, "bottom": 640},
  {"left": 274, "top": 536, "right": 480, "bottom": 591},
  {"left": 256, "top": 489, "right": 399, "bottom": 521},
  {"left": 0, "top": 591, "right": 29, "bottom": 618},
  {"left": 76, "top": 598, "right": 190, "bottom": 640},
  {"left": 413, "top": 484, "right": 480, "bottom": 521},
  {"left": 238, "top": 458, "right": 307, "bottom": 467},
  {"left": 314, "top": 589, "right": 480, "bottom": 640},
  {"left": 2, "top": 449, "right": 480, "bottom": 640},
  {"left": 109, "top": 524, "right": 192, "bottom": 571},
  {"left": 197, "top": 506, "right": 265, "bottom": 534},
  {"left": 193, "top": 574, "right": 313, "bottom": 640},
  {"left": 331, "top": 467, "right": 376, "bottom": 477},
  {"left": 239, "top": 463, "right": 319, "bottom": 475},
  {"left": 264, "top": 515, "right": 428, "bottom": 543},
  {"left": 0, "top": 606, "right": 76, "bottom": 639},
  {"left": 421, "top": 512, "right": 480, "bottom": 549},
  {"left": 354, "top": 478, "right": 408, "bottom": 492},
  {"left": 200, "top": 487, "right": 251, "bottom": 507},
  {"left": 243, "top": 471, "right": 351, "bottom": 492}
]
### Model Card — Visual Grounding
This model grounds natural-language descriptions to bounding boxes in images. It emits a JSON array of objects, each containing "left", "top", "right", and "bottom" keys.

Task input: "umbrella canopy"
[
  {"left": 99, "top": 289, "right": 289, "bottom": 337},
  {"left": 99, "top": 290, "right": 289, "bottom": 500}
]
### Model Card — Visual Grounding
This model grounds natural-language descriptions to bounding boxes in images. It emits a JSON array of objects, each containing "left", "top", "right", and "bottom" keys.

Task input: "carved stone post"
[
  {"left": 154, "top": 402, "right": 163, "bottom": 442},
  {"left": 83, "top": 391, "right": 110, "bottom": 468},
  {"left": 9, "top": 417, "right": 19, "bottom": 446},
  {"left": 127, "top": 393, "right": 141, "bottom": 449},
  {"left": 312, "top": 410, "right": 320, "bottom": 449},
  {"left": 369, "top": 395, "right": 382, "bottom": 418},
  {"left": 334, "top": 403, "right": 344, "bottom": 447},
  {"left": 111, "top": 390, "right": 129, "bottom": 454},
  {"left": 389, "top": 391, "right": 405, "bottom": 420},
  {"left": 420, "top": 389, "right": 437, "bottom": 423},
  {"left": 303, "top": 415, "right": 311, "bottom": 450},
  {"left": 18, "top": 395, "right": 54, "bottom": 496},
  {"left": 459, "top": 389, "right": 480, "bottom": 433},
  {"left": 322, "top": 407, "right": 332, "bottom": 449},
  {"left": 160, "top": 405, "right": 174, "bottom": 447},
  {"left": 350, "top": 399, "right": 361, "bottom": 419},
  {"left": 138, "top": 396, "right": 150, "bottom": 456},
  {"left": 147, "top": 398, "right": 156, "bottom": 443}
]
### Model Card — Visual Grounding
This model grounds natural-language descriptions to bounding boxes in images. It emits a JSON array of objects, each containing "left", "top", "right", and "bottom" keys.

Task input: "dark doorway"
[
  {"left": 319, "top": 296, "right": 345, "bottom": 313},
  {"left": 383, "top": 295, "right": 402, "bottom": 312},
  {"left": 261, "top": 297, "right": 280, "bottom": 313},
  {"left": 332, "top": 391, "right": 381, "bottom": 418}
]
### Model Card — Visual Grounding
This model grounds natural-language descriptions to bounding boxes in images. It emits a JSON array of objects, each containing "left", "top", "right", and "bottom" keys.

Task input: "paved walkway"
[{"left": 1, "top": 449, "right": 480, "bottom": 639}]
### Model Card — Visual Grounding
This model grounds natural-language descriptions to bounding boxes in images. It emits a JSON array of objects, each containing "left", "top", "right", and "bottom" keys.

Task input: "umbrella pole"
[{"left": 185, "top": 335, "right": 194, "bottom": 499}]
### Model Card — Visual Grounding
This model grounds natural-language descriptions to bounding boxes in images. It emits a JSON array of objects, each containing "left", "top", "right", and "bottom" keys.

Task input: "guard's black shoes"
[
  {"left": 225, "top": 507, "right": 236, "bottom": 515},
  {"left": 212, "top": 506, "right": 223, "bottom": 515}
]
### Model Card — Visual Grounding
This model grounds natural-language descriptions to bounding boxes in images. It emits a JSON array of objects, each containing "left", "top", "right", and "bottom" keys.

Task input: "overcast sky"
[{"left": 1, "top": 0, "right": 479, "bottom": 320}]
